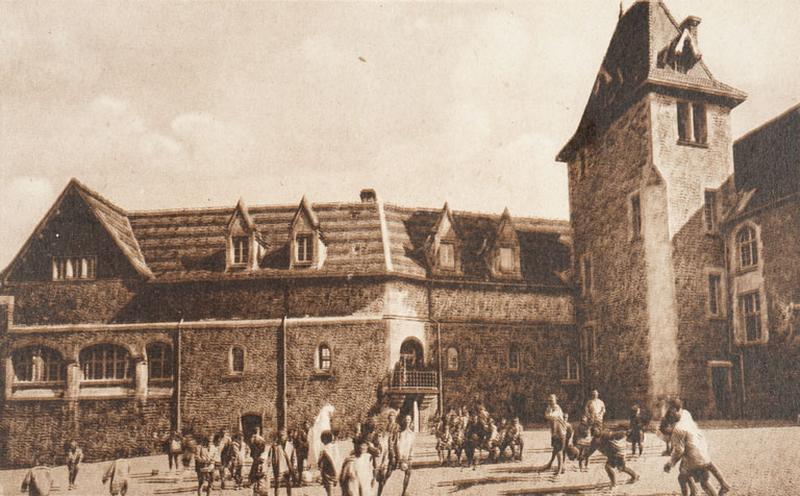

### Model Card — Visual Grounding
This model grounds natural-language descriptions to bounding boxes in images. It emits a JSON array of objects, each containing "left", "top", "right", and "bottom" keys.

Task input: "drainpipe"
[
  {"left": 427, "top": 279, "right": 444, "bottom": 415},
  {"left": 175, "top": 318, "right": 183, "bottom": 432},
  {"left": 281, "top": 315, "right": 288, "bottom": 430},
  {"left": 723, "top": 234, "right": 746, "bottom": 418}
]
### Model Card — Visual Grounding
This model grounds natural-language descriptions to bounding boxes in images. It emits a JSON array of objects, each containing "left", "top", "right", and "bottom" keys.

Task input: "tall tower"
[{"left": 556, "top": 1, "right": 746, "bottom": 417}]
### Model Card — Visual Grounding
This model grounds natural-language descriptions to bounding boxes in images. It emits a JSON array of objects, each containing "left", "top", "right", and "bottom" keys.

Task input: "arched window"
[
  {"left": 737, "top": 226, "right": 758, "bottom": 269},
  {"left": 80, "top": 344, "right": 132, "bottom": 381},
  {"left": 12, "top": 347, "right": 65, "bottom": 383},
  {"left": 146, "top": 343, "right": 173, "bottom": 380},
  {"left": 316, "top": 344, "right": 331, "bottom": 371},
  {"left": 446, "top": 347, "right": 459, "bottom": 372},
  {"left": 565, "top": 355, "right": 579, "bottom": 381},
  {"left": 508, "top": 345, "right": 520, "bottom": 371},
  {"left": 230, "top": 346, "right": 245, "bottom": 374}
]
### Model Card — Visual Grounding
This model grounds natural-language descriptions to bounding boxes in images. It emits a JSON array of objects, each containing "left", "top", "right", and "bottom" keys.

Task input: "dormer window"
[
  {"left": 52, "top": 256, "right": 96, "bottom": 281},
  {"left": 438, "top": 243, "right": 455, "bottom": 270},
  {"left": 677, "top": 101, "right": 707, "bottom": 145},
  {"left": 295, "top": 234, "right": 314, "bottom": 265},
  {"left": 232, "top": 236, "right": 250, "bottom": 266},
  {"left": 499, "top": 247, "right": 515, "bottom": 273},
  {"left": 226, "top": 199, "right": 259, "bottom": 271}
]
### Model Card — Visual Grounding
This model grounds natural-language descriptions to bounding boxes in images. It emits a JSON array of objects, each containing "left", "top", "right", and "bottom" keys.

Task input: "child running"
[{"left": 583, "top": 427, "right": 639, "bottom": 488}]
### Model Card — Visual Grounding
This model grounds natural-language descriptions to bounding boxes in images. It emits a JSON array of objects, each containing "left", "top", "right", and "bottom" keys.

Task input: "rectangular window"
[
  {"left": 630, "top": 193, "right": 642, "bottom": 239},
  {"left": 693, "top": 103, "right": 708, "bottom": 144},
  {"left": 52, "top": 256, "right": 97, "bottom": 281},
  {"left": 296, "top": 234, "right": 313, "bottom": 263},
  {"left": 584, "top": 326, "right": 596, "bottom": 361},
  {"left": 740, "top": 292, "right": 762, "bottom": 342},
  {"left": 439, "top": 243, "right": 455, "bottom": 270},
  {"left": 704, "top": 190, "right": 718, "bottom": 232},
  {"left": 581, "top": 253, "right": 593, "bottom": 295},
  {"left": 232, "top": 236, "right": 249, "bottom": 265},
  {"left": 499, "top": 247, "right": 515, "bottom": 273},
  {"left": 565, "top": 356, "right": 579, "bottom": 381},
  {"left": 708, "top": 274, "right": 722, "bottom": 317},
  {"left": 230, "top": 347, "right": 245, "bottom": 374},
  {"left": 677, "top": 101, "right": 692, "bottom": 142},
  {"left": 508, "top": 346, "right": 520, "bottom": 371}
]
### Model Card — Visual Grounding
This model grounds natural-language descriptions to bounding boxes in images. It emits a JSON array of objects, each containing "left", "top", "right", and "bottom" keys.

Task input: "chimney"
[
  {"left": 360, "top": 189, "right": 377, "bottom": 204},
  {"left": 680, "top": 16, "right": 701, "bottom": 44}
]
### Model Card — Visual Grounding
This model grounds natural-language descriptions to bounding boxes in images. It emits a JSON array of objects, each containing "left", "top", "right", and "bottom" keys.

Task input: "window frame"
[
  {"left": 79, "top": 344, "right": 133, "bottom": 382},
  {"left": 562, "top": 355, "right": 580, "bottom": 383},
  {"left": 629, "top": 191, "right": 642, "bottom": 240},
  {"left": 508, "top": 345, "right": 520, "bottom": 372},
  {"left": 146, "top": 343, "right": 173, "bottom": 382},
  {"left": 704, "top": 190, "right": 718, "bottom": 233},
  {"left": 736, "top": 226, "right": 759, "bottom": 270},
  {"left": 580, "top": 252, "right": 593, "bottom": 296},
  {"left": 295, "top": 233, "right": 314, "bottom": 265},
  {"left": 316, "top": 343, "right": 332, "bottom": 373},
  {"left": 706, "top": 271, "right": 724, "bottom": 318},
  {"left": 229, "top": 346, "right": 246, "bottom": 375},
  {"left": 438, "top": 242, "right": 456, "bottom": 271},
  {"left": 231, "top": 236, "right": 250, "bottom": 266},
  {"left": 676, "top": 101, "right": 709, "bottom": 146},
  {"left": 692, "top": 103, "right": 708, "bottom": 144},
  {"left": 51, "top": 256, "right": 97, "bottom": 281},
  {"left": 445, "top": 347, "right": 459, "bottom": 372},
  {"left": 498, "top": 246, "right": 516, "bottom": 273},
  {"left": 583, "top": 325, "right": 596, "bottom": 363},
  {"left": 740, "top": 292, "right": 762, "bottom": 343}
]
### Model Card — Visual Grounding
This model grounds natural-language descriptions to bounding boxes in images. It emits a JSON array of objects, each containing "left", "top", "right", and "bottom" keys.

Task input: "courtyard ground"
[{"left": 1, "top": 423, "right": 798, "bottom": 495}]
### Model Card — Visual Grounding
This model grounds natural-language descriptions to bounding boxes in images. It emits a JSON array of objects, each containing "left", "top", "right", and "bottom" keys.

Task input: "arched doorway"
[{"left": 399, "top": 338, "right": 424, "bottom": 370}]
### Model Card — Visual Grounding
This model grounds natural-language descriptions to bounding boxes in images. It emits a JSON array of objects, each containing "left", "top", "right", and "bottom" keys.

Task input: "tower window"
[
  {"left": 630, "top": 193, "right": 642, "bottom": 239},
  {"left": 704, "top": 190, "right": 718, "bottom": 232},
  {"left": 708, "top": 274, "right": 722, "bottom": 317},
  {"left": 736, "top": 226, "right": 758, "bottom": 269},
  {"left": 677, "top": 101, "right": 708, "bottom": 144},
  {"left": 740, "top": 292, "right": 762, "bottom": 342}
]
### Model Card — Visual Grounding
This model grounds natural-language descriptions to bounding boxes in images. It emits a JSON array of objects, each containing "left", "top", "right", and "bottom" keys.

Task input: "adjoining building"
[
  {"left": 557, "top": 0, "right": 799, "bottom": 420},
  {"left": 0, "top": 180, "right": 577, "bottom": 466}
]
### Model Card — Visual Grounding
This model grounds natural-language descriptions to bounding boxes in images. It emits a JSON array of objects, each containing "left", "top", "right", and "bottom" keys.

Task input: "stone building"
[
  {"left": 558, "top": 0, "right": 799, "bottom": 419},
  {"left": 0, "top": 180, "right": 577, "bottom": 466}
]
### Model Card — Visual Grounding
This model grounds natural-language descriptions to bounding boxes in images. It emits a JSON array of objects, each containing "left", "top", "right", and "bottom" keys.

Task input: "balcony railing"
[{"left": 390, "top": 369, "right": 438, "bottom": 389}]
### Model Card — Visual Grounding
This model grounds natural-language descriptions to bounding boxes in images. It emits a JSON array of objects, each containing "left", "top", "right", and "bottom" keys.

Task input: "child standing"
[
  {"left": 230, "top": 433, "right": 245, "bottom": 490},
  {"left": 318, "top": 431, "right": 339, "bottom": 496},
  {"left": 574, "top": 415, "right": 592, "bottom": 471},
  {"left": 628, "top": 404, "right": 646, "bottom": 456},
  {"left": 65, "top": 440, "right": 83, "bottom": 490}
]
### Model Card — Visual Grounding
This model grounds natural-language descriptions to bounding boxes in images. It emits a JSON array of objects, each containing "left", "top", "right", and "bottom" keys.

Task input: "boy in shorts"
[{"left": 583, "top": 427, "right": 639, "bottom": 487}]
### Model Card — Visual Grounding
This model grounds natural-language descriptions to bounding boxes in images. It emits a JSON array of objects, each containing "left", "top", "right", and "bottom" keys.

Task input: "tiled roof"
[
  {"left": 557, "top": 0, "right": 746, "bottom": 162},
  {"left": 127, "top": 201, "right": 570, "bottom": 287},
  {"left": 72, "top": 180, "right": 153, "bottom": 279}
]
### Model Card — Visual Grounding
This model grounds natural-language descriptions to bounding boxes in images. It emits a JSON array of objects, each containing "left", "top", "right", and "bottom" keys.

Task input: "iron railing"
[{"left": 390, "top": 369, "right": 438, "bottom": 389}]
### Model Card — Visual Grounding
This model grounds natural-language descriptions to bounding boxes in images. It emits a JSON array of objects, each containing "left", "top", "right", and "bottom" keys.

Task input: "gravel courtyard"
[{"left": 2, "top": 424, "right": 798, "bottom": 495}]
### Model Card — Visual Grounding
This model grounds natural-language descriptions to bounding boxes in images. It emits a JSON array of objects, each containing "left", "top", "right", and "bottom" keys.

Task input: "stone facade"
[
  {"left": 0, "top": 182, "right": 576, "bottom": 467},
  {"left": 559, "top": 0, "right": 799, "bottom": 421}
]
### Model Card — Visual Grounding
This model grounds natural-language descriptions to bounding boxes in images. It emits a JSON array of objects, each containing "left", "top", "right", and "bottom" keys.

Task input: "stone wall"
[{"left": 568, "top": 96, "right": 654, "bottom": 418}]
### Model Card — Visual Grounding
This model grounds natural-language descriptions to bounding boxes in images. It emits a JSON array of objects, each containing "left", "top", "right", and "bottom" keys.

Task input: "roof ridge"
[
  {"left": 735, "top": 101, "right": 800, "bottom": 143},
  {"left": 70, "top": 178, "right": 129, "bottom": 216}
]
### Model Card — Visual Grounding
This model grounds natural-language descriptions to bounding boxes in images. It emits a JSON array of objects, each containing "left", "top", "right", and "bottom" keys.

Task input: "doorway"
[
  {"left": 241, "top": 414, "right": 263, "bottom": 440},
  {"left": 710, "top": 363, "right": 733, "bottom": 418},
  {"left": 400, "top": 338, "right": 424, "bottom": 370}
]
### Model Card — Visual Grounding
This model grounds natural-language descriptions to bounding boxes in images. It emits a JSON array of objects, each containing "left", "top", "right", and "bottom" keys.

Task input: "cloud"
[{"left": 0, "top": 176, "right": 56, "bottom": 268}]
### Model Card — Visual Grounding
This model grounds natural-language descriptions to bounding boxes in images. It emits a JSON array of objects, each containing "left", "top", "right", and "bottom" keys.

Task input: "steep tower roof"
[{"left": 557, "top": 0, "right": 746, "bottom": 162}]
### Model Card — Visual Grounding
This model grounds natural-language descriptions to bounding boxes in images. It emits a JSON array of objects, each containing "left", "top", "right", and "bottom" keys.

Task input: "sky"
[{"left": 1, "top": 1, "right": 799, "bottom": 268}]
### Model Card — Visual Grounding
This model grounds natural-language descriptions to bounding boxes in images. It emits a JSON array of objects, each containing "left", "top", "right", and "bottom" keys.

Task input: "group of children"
[{"left": 433, "top": 406, "right": 524, "bottom": 468}]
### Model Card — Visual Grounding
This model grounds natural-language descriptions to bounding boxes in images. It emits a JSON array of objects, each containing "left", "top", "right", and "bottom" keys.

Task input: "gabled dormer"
[
  {"left": 226, "top": 198, "right": 260, "bottom": 271},
  {"left": 289, "top": 196, "right": 326, "bottom": 269},
  {"left": 425, "top": 203, "right": 462, "bottom": 276},
  {"left": 485, "top": 208, "right": 522, "bottom": 280}
]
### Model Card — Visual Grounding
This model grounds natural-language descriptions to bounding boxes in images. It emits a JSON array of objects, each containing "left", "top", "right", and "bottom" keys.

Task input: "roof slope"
[{"left": 557, "top": 0, "right": 746, "bottom": 162}]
